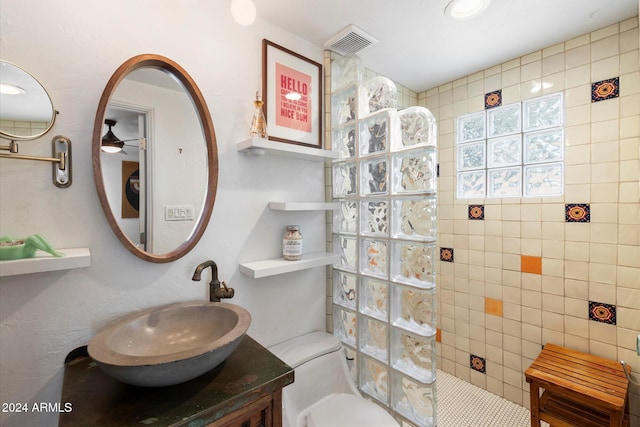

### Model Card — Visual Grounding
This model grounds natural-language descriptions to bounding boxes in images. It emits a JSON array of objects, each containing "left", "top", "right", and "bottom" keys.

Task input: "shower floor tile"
[{"left": 434, "top": 370, "right": 549, "bottom": 427}]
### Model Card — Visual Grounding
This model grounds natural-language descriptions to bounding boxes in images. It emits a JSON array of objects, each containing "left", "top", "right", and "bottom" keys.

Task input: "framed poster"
[
  {"left": 121, "top": 160, "right": 140, "bottom": 218},
  {"left": 262, "top": 39, "right": 322, "bottom": 148}
]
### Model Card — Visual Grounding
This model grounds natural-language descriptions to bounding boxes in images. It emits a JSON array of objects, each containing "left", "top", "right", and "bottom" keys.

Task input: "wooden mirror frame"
[{"left": 92, "top": 54, "right": 218, "bottom": 263}]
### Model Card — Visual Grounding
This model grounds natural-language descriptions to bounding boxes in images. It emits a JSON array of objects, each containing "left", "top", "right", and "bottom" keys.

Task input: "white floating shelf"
[
  {"left": 237, "top": 137, "right": 338, "bottom": 161},
  {"left": 239, "top": 252, "right": 338, "bottom": 279},
  {"left": 0, "top": 247, "right": 91, "bottom": 277},
  {"left": 269, "top": 202, "right": 338, "bottom": 211}
]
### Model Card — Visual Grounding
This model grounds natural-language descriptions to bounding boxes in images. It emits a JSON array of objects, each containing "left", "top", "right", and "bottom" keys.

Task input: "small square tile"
[
  {"left": 521, "top": 255, "right": 542, "bottom": 274},
  {"left": 440, "top": 247, "right": 454, "bottom": 262},
  {"left": 565, "top": 203, "right": 590, "bottom": 222},
  {"left": 468, "top": 204, "right": 485, "bottom": 220},
  {"left": 485, "top": 90, "right": 502, "bottom": 109},
  {"left": 470, "top": 354, "right": 486, "bottom": 373},
  {"left": 588, "top": 301, "right": 617, "bottom": 325},
  {"left": 591, "top": 77, "right": 619, "bottom": 102},
  {"left": 485, "top": 298, "right": 503, "bottom": 316}
]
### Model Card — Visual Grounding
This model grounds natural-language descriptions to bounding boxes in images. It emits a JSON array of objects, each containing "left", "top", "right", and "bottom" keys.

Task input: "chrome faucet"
[{"left": 192, "top": 260, "right": 235, "bottom": 302}]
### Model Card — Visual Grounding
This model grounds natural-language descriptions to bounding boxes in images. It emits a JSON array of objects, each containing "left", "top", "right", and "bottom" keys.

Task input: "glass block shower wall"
[{"left": 330, "top": 54, "right": 439, "bottom": 427}]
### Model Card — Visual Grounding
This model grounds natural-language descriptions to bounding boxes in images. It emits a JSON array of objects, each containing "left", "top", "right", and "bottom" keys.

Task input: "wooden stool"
[{"left": 525, "top": 343, "right": 630, "bottom": 427}]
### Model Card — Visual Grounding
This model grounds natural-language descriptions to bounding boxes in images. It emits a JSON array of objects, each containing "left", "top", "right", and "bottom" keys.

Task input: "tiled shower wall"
[
  {"left": 324, "top": 17, "right": 639, "bottom": 425},
  {"left": 419, "top": 17, "right": 640, "bottom": 425},
  {"left": 0, "top": 120, "right": 50, "bottom": 138}
]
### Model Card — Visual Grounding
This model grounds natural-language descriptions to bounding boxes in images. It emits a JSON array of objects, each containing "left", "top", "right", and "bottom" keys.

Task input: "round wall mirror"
[
  {"left": 92, "top": 54, "right": 218, "bottom": 263},
  {"left": 0, "top": 60, "right": 57, "bottom": 140}
]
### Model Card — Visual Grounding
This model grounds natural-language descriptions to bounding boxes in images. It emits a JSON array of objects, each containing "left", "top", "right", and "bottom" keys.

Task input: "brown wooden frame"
[
  {"left": 262, "top": 39, "right": 323, "bottom": 149},
  {"left": 92, "top": 54, "right": 218, "bottom": 263}
]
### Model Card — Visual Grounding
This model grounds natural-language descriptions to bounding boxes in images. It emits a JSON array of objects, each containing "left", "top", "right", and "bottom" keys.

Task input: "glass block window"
[{"left": 456, "top": 92, "right": 563, "bottom": 198}]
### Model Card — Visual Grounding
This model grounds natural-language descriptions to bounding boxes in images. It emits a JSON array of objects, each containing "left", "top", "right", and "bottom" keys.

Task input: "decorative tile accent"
[
  {"left": 470, "top": 354, "right": 486, "bottom": 373},
  {"left": 521, "top": 255, "right": 542, "bottom": 274},
  {"left": 468, "top": 204, "right": 485, "bottom": 220},
  {"left": 440, "top": 247, "right": 454, "bottom": 263},
  {"left": 565, "top": 203, "right": 590, "bottom": 222},
  {"left": 485, "top": 90, "right": 502, "bottom": 109},
  {"left": 588, "top": 301, "right": 617, "bottom": 325},
  {"left": 591, "top": 77, "right": 619, "bottom": 102},
  {"left": 436, "top": 328, "right": 442, "bottom": 343},
  {"left": 485, "top": 298, "right": 503, "bottom": 317}
]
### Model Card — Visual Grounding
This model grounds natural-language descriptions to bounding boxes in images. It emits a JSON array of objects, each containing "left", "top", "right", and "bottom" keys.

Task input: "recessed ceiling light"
[
  {"left": 0, "top": 83, "right": 26, "bottom": 95},
  {"left": 445, "top": 0, "right": 491, "bottom": 20}
]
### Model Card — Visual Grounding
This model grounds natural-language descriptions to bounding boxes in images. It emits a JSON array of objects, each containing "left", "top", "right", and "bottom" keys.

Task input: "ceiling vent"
[{"left": 324, "top": 25, "right": 378, "bottom": 55}]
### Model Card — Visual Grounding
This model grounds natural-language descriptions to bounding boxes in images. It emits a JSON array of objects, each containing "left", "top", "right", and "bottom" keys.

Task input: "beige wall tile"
[
  {"left": 542, "top": 312, "right": 564, "bottom": 332},
  {"left": 589, "top": 321, "right": 617, "bottom": 344},
  {"left": 589, "top": 340, "right": 618, "bottom": 360},
  {"left": 565, "top": 297, "right": 587, "bottom": 317},
  {"left": 566, "top": 33, "right": 590, "bottom": 50},
  {"left": 564, "top": 316, "right": 589, "bottom": 337},
  {"left": 591, "top": 56, "right": 621, "bottom": 81},
  {"left": 589, "top": 281, "right": 617, "bottom": 303},
  {"left": 591, "top": 34, "right": 620, "bottom": 61},
  {"left": 565, "top": 279, "right": 589, "bottom": 299},
  {"left": 618, "top": 244, "right": 640, "bottom": 267},
  {"left": 616, "top": 307, "right": 640, "bottom": 331}
]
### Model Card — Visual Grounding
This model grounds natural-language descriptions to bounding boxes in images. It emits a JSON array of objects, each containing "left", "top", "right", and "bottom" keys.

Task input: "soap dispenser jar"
[{"left": 283, "top": 225, "right": 303, "bottom": 260}]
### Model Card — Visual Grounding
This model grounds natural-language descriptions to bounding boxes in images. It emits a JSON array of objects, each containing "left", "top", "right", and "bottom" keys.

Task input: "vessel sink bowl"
[{"left": 88, "top": 301, "right": 251, "bottom": 387}]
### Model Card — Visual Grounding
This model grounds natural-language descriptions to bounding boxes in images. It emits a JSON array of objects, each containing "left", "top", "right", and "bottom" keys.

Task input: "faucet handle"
[{"left": 219, "top": 281, "right": 235, "bottom": 299}]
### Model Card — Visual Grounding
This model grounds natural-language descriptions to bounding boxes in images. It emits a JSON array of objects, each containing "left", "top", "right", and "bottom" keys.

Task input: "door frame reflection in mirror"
[
  {"left": 92, "top": 54, "right": 218, "bottom": 263},
  {"left": 101, "top": 102, "right": 152, "bottom": 253}
]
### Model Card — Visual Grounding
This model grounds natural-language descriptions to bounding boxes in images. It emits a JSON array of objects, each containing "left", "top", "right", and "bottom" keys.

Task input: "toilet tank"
[{"left": 269, "top": 331, "right": 359, "bottom": 427}]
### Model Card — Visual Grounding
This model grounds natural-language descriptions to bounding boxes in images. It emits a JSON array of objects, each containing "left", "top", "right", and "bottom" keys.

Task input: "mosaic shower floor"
[{"left": 436, "top": 370, "right": 549, "bottom": 427}]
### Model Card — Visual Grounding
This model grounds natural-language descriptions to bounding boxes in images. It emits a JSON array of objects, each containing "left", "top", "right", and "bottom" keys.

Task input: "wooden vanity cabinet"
[
  {"left": 59, "top": 336, "right": 293, "bottom": 427},
  {"left": 207, "top": 393, "right": 279, "bottom": 427}
]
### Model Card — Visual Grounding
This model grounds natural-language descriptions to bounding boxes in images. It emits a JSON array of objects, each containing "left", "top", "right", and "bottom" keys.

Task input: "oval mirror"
[
  {"left": 0, "top": 60, "right": 57, "bottom": 140},
  {"left": 93, "top": 54, "right": 218, "bottom": 263}
]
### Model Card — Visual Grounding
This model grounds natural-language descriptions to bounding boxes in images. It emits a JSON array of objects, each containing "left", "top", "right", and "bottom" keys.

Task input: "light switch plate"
[{"left": 165, "top": 205, "right": 195, "bottom": 221}]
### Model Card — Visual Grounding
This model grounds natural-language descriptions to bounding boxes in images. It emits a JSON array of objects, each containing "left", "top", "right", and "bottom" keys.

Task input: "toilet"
[{"left": 269, "top": 331, "right": 400, "bottom": 427}]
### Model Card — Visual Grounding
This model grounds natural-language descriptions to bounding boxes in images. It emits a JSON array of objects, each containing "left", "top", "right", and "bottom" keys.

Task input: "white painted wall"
[{"left": 0, "top": 1, "right": 327, "bottom": 425}]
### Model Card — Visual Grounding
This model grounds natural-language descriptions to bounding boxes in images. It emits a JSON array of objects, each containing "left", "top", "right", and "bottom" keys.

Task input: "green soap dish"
[{"left": 0, "top": 234, "right": 64, "bottom": 260}]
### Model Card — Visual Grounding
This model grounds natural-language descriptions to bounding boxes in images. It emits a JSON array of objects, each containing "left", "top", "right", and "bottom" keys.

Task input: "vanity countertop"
[{"left": 59, "top": 335, "right": 294, "bottom": 426}]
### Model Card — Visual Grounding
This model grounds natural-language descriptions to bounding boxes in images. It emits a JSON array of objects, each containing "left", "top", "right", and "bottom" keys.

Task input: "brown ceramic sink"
[{"left": 88, "top": 301, "right": 251, "bottom": 387}]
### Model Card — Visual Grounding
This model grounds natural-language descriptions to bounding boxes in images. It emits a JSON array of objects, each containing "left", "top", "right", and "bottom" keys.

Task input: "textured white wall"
[{"left": 0, "top": 1, "right": 326, "bottom": 426}]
